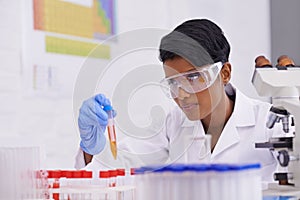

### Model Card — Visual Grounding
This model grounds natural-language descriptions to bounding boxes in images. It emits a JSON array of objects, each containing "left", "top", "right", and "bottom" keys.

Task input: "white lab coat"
[{"left": 75, "top": 84, "right": 278, "bottom": 182}]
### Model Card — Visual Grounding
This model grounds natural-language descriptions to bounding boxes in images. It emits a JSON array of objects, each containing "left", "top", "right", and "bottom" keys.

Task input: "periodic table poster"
[{"left": 22, "top": 0, "right": 116, "bottom": 98}]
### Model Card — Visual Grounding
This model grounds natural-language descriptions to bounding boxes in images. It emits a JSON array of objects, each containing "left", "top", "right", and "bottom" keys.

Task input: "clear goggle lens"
[{"left": 160, "top": 62, "right": 223, "bottom": 99}]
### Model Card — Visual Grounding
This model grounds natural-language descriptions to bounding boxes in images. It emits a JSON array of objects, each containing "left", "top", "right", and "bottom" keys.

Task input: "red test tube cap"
[
  {"left": 108, "top": 170, "right": 118, "bottom": 177},
  {"left": 82, "top": 170, "right": 93, "bottom": 178},
  {"left": 72, "top": 170, "right": 83, "bottom": 178},
  {"left": 117, "top": 169, "right": 125, "bottom": 176},
  {"left": 99, "top": 171, "right": 110, "bottom": 178}
]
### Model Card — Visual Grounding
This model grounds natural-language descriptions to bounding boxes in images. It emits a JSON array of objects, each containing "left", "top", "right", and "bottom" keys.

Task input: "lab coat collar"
[
  {"left": 180, "top": 84, "right": 256, "bottom": 158},
  {"left": 233, "top": 87, "right": 256, "bottom": 127},
  {"left": 212, "top": 85, "right": 256, "bottom": 158},
  {"left": 211, "top": 110, "right": 240, "bottom": 159},
  {"left": 182, "top": 84, "right": 256, "bottom": 128}
]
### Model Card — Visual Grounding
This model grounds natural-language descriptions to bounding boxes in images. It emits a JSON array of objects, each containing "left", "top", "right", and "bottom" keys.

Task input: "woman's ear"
[{"left": 221, "top": 62, "right": 231, "bottom": 85}]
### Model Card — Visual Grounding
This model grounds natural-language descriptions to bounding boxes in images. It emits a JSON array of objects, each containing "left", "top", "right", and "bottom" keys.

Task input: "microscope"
[{"left": 252, "top": 55, "right": 300, "bottom": 193}]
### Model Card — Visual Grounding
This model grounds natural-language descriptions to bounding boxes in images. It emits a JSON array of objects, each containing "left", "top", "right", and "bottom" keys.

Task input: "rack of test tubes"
[
  {"left": 41, "top": 168, "right": 136, "bottom": 200},
  {"left": 134, "top": 163, "right": 262, "bottom": 200},
  {"left": 0, "top": 138, "right": 263, "bottom": 200}
]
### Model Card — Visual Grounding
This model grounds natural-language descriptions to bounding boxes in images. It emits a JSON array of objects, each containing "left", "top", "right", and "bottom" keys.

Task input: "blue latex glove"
[{"left": 78, "top": 94, "right": 116, "bottom": 155}]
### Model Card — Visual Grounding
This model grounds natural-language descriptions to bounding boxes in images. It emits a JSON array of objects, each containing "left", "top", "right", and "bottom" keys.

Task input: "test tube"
[
  {"left": 47, "top": 170, "right": 61, "bottom": 200},
  {"left": 108, "top": 170, "right": 118, "bottom": 187},
  {"left": 124, "top": 168, "right": 136, "bottom": 186},
  {"left": 116, "top": 169, "right": 125, "bottom": 186},
  {"left": 189, "top": 164, "right": 210, "bottom": 200},
  {"left": 103, "top": 105, "right": 117, "bottom": 159},
  {"left": 123, "top": 168, "right": 136, "bottom": 200},
  {"left": 36, "top": 170, "right": 50, "bottom": 199},
  {"left": 168, "top": 164, "right": 189, "bottom": 200},
  {"left": 99, "top": 171, "right": 110, "bottom": 200}
]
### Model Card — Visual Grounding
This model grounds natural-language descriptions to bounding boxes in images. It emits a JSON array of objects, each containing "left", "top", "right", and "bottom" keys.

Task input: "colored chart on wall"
[
  {"left": 22, "top": 0, "right": 116, "bottom": 98},
  {"left": 33, "top": 0, "right": 115, "bottom": 39},
  {"left": 32, "top": 0, "right": 115, "bottom": 58}
]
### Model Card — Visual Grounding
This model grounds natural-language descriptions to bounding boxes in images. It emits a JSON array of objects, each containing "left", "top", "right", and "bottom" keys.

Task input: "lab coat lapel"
[
  {"left": 211, "top": 88, "right": 256, "bottom": 159},
  {"left": 211, "top": 114, "right": 240, "bottom": 159}
]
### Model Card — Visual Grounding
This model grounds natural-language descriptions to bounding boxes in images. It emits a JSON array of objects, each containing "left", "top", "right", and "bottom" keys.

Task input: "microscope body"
[{"left": 252, "top": 64, "right": 300, "bottom": 189}]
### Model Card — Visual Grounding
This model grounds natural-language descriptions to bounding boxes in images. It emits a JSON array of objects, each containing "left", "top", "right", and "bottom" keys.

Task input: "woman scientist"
[{"left": 75, "top": 19, "right": 278, "bottom": 182}]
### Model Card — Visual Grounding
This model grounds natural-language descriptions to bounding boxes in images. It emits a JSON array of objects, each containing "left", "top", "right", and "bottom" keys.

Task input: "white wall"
[
  {"left": 117, "top": 0, "right": 272, "bottom": 98},
  {"left": 180, "top": 0, "right": 271, "bottom": 98},
  {"left": 0, "top": 1, "right": 21, "bottom": 136},
  {"left": 271, "top": 0, "right": 300, "bottom": 65},
  {"left": 0, "top": 0, "right": 271, "bottom": 168}
]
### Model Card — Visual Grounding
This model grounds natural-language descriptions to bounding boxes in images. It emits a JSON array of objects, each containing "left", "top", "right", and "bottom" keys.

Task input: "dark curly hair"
[{"left": 159, "top": 19, "right": 230, "bottom": 66}]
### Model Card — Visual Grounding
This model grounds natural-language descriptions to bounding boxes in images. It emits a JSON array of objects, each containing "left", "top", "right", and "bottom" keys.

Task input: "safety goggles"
[{"left": 160, "top": 62, "right": 223, "bottom": 99}]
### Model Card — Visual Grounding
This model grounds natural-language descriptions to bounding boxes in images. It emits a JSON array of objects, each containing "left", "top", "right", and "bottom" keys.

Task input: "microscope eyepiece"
[
  {"left": 255, "top": 55, "right": 272, "bottom": 68},
  {"left": 277, "top": 55, "right": 295, "bottom": 67}
]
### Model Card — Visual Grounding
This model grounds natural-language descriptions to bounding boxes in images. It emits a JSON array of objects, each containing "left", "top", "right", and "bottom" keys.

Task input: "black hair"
[{"left": 159, "top": 19, "right": 230, "bottom": 66}]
